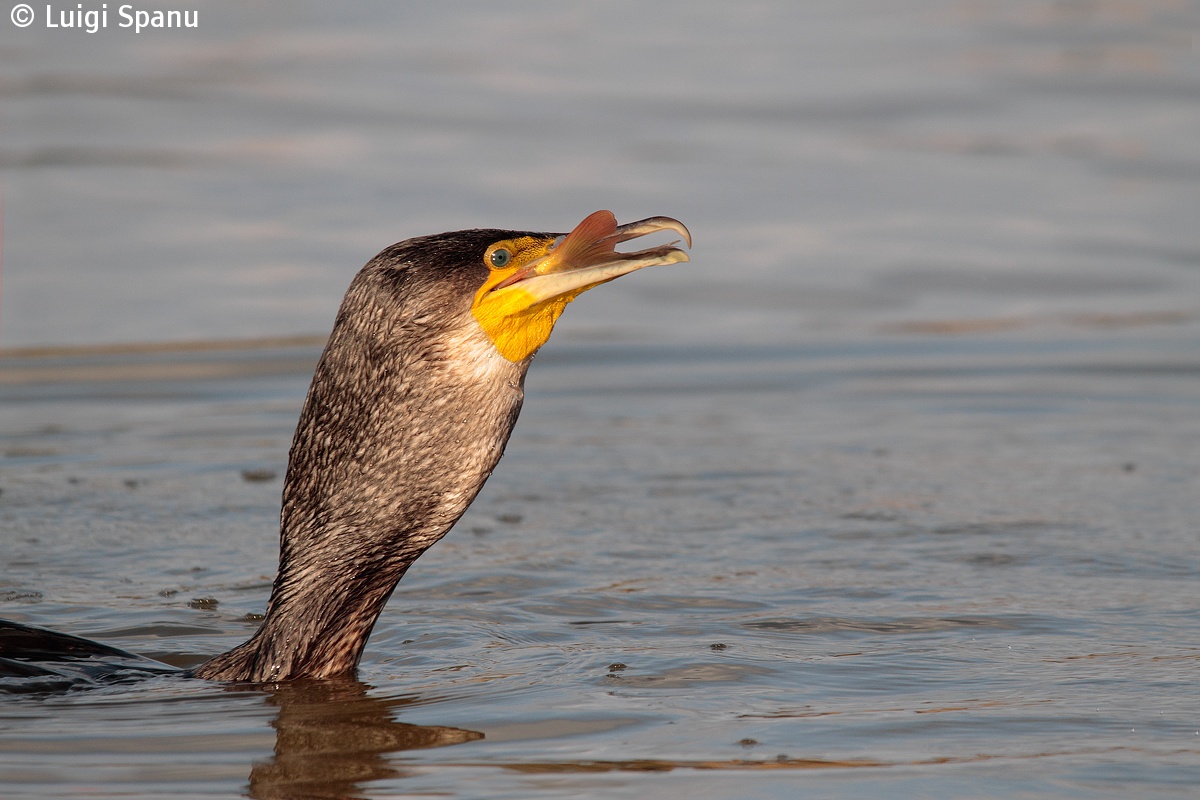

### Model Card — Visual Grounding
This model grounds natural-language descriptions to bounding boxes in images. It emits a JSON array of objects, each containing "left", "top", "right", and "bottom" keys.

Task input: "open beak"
[{"left": 492, "top": 210, "right": 691, "bottom": 302}]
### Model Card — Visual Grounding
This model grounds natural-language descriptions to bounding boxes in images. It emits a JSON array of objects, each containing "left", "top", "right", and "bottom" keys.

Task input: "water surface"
[{"left": 2, "top": 1, "right": 1199, "bottom": 797}]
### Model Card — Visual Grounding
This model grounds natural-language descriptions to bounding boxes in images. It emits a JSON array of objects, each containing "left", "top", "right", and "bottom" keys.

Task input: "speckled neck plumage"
[{"left": 192, "top": 235, "right": 531, "bottom": 682}]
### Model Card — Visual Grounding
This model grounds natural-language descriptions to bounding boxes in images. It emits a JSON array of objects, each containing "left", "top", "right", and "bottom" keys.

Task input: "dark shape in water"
[
  {"left": 0, "top": 211, "right": 691, "bottom": 687},
  {"left": 0, "top": 619, "right": 177, "bottom": 692}
]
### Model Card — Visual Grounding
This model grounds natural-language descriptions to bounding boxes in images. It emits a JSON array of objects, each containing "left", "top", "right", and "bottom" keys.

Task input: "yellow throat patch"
[{"left": 471, "top": 235, "right": 579, "bottom": 363}]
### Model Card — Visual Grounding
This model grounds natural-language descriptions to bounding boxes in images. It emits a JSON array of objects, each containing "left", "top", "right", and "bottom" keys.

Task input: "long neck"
[{"left": 193, "top": 300, "right": 526, "bottom": 682}]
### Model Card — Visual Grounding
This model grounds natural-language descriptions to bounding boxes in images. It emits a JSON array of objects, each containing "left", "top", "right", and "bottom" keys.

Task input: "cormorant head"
[
  {"left": 352, "top": 211, "right": 686, "bottom": 364},
  {"left": 351, "top": 210, "right": 690, "bottom": 363}
]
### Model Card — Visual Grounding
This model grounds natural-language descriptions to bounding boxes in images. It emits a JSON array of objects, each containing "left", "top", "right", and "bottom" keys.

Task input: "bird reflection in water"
[{"left": 247, "top": 676, "right": 481, "bottom": 800}]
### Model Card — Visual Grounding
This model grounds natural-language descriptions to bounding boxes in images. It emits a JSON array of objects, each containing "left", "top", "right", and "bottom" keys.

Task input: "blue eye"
[{"left": 489, "top": 248, "right": 511, "bottom": 268}]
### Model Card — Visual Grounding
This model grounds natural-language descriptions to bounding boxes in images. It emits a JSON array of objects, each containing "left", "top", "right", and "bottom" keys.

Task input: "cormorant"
[{"left": 0, "top": 210, "right": 690, "bottom": 685}]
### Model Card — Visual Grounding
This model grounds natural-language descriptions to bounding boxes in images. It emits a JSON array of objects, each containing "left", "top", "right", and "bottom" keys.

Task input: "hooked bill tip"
[{"left": 612, "top": 216, "right": 692, "bottom": 249}]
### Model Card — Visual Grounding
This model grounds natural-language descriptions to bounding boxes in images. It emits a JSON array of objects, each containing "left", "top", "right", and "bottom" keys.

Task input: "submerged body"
[{"left": 1, "top": 211, "right": 690, "bottom": 685}]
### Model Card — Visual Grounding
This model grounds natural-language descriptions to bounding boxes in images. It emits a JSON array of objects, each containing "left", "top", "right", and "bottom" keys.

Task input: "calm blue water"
[{"left": 2, "top": 2, "right": 1199, "bottom": 798}]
